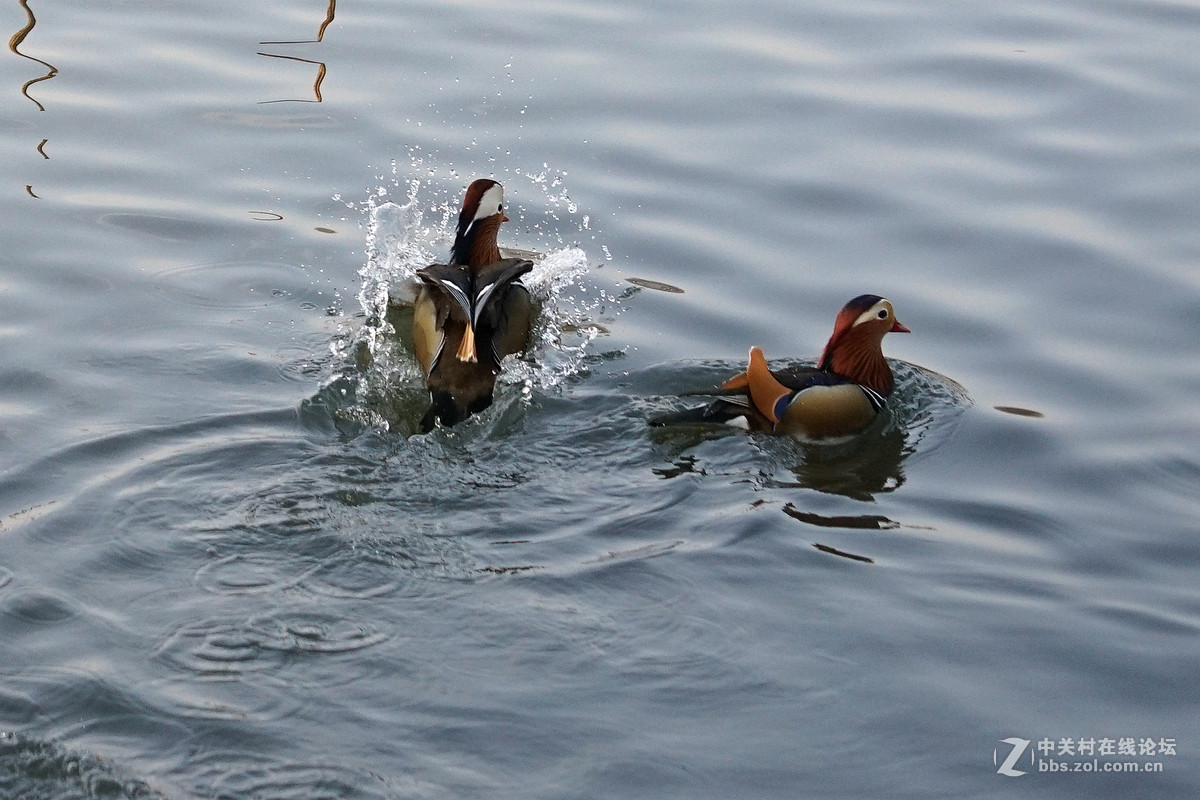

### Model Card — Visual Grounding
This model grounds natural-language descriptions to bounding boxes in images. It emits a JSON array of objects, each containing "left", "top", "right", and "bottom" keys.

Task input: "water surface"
[{"left": 2, "top": 0, "right": 1199, "bottom": 797}]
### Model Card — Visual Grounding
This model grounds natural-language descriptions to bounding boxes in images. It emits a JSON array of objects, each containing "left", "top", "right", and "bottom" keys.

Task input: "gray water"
[{"left": 2, "top": 0, "right": 1198, "bottom": 797}]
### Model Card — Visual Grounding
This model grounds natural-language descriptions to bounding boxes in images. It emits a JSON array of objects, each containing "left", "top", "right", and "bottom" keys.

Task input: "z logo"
[{"left": 994, "top": 737, "right": 1031, "bottom": 777}]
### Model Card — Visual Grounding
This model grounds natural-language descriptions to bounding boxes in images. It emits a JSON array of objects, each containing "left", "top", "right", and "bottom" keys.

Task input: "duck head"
[
  {"left": 450, "top": 178, "right": 508, "bottom": 267},
  {"left": 818, "top": 295, "right": 909, "bottom": 395}
]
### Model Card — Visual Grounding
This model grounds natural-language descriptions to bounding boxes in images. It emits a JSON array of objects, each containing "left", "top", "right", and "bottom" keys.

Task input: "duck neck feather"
[
  {"left": 451, "top": 216, "right": 503, "bottom": 268},
  {"left": 824, "top": 331, "right": 893, "bottom": 395}
]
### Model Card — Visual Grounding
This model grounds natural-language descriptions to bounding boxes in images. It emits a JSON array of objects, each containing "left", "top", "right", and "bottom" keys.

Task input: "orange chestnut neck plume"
[
  {"left": 465, "top": 216, "right": 503, "bottom": 267},
  {"left": 825, "top": 336, "right": 894, "bottom": 396}
]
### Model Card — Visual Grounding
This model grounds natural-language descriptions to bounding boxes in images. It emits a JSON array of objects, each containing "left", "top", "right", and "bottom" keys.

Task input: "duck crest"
[{"left": 458, "top": 179, "right": 498, "bottom": 228}]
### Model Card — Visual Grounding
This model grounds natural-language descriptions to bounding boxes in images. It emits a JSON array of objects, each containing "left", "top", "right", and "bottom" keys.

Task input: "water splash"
[{"left": 324, "top": 159, "right": 619, "bottom": 433}]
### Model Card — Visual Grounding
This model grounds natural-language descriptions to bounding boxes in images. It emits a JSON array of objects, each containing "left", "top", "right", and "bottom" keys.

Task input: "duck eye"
[
  {"left": 877, "top": 309, "right": 888, "bottom": 319},
  {"left": 497, "top": 204, "right": 503, "bottom": 213}
]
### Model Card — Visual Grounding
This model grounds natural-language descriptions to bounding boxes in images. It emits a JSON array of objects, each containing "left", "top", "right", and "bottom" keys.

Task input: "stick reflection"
[
  {"left": 9, "top": 0, "right": 58, "bottom": 112},
  {"left": 258, "top": 0, "right": 335, "bottom": 104}
]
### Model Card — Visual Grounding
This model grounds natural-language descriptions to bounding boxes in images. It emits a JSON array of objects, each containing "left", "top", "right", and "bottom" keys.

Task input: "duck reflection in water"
[
  {"left": 775, "top": 420, "right": 908, "bottom": 500},
  {"left": 652, "top": 413, "right": 908, "bottom": 501}
]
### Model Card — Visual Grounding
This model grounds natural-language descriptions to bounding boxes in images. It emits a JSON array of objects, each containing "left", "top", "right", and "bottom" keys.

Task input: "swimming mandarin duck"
[
  {"left": 652, "top": 295, "right": 910, "bottom": 440},
  {"left": 412, "top": 178, "right": 536, "bottom": 430}
]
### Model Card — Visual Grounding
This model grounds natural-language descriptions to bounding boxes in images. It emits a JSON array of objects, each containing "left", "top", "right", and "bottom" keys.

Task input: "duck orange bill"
[
  {"left": 455, "top": 324, "right": 478, "bottom": 362},
  {"left": 745, "top": 347, "right": 792, "bottom": 425}
]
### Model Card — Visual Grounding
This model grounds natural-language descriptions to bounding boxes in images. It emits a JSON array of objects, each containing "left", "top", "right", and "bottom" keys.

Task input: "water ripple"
[
  {"left": 185, "top": 751, "right": 396, "bottom": 800},
  {"left": 4, "top": 0, "right": 1200, "bottom": 796},
  {"left": 193, "top": 553, "right": 313, "bottom": 596},
  {"left": 156, "top": 611, "right": 391, "bottom": 679},
  {"left": 152, "top": 261, "right": 308, "bottom": 308},
  {"left": 1, "top": 590, "right": 76, "bottom": 624}
]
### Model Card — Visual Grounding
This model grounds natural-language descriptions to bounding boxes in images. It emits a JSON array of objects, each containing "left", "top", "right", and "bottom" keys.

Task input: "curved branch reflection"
[
  {"left": 257, "top": 52, "right": 326, "bottom": 104},
  {"left": 258, "top": 0, "right": 334, "bottom": 104},
  {"left": 9, "top": 0, "right": 58, "bottom": 112},
  {"left": 261, "top": 0, "right": 336, "bottom": 45}
]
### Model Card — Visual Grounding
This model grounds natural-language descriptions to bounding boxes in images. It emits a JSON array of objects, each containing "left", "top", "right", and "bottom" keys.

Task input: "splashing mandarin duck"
[
  {"left": 412, "top": 179, "right": 536, "bottom": 430},
  {"left": 652, "top": 295, "right": 910, "bottom": 440}
]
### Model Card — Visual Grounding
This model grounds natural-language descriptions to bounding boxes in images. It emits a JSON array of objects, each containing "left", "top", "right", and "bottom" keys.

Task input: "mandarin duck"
[
  {"left": 652, "top": 295, "right": 910, "bottom": 440},
  {"left": 412, "top": 178, "right": 536, "bottom": 430}
]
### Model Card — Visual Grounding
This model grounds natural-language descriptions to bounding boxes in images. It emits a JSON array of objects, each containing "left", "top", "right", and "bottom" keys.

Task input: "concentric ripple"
[
  {"left": 155, "top": 611, "right": 391, "bottom": 679},
  {"left": 185, "top": 751, "right": 398, "bottom": 800}
]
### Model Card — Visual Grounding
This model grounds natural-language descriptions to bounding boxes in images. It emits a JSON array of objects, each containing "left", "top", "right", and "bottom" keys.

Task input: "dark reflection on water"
[
  {"left": 782, "top": 504, "right": 900, "bottom": 530},
  {"left": 8, "top": 0, "right": 58, "bottom": 113},
  {"left": 256, "top": 53, "right": 327, "bottom": 105},
  {"left": 994, "top": 404, "right": 1045, "bottom": 418},
  {"left": 812, "top": 542, "right": 874, "bottom": 563},
  {"left": 626, "top": 277, "right": 685, "bottom": 294},
  {"left": 772, "top": 423, "right": 910, "bottom": 499}
]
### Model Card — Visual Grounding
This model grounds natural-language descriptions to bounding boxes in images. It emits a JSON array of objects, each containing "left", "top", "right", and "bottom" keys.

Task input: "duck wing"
[
  {"left": 472, "top": 258, "right": 536, "bottom": 364},
  {"left": 416, "top": 264, "right": 473, "bottom": 322}
]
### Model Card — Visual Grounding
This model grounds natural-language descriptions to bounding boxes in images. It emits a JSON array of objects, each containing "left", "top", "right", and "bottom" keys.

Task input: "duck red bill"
[{"left": 891, "top": 321, "right": 911, "bottom": 333}]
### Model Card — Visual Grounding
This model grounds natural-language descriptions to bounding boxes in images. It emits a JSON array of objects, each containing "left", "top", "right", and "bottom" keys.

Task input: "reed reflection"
[
  {"left": 258, "top": 0, "right": 335, "bottom": 104},
  {"left": 9, "top": 0, "right": 57, "bottom": 112},
  {"left": 10, "top": 0, "right": 56, "bottom": 196}
]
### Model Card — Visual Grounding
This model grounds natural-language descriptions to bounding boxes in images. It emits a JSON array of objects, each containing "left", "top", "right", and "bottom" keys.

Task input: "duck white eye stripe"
[
  {"left": 473, "top": 185, "right": 504, "bottom": 221},
  {"left": 852, "top": 300, "right": 891, "bottom": 327}
]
